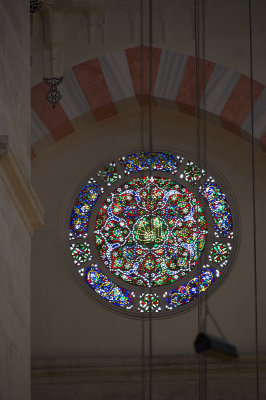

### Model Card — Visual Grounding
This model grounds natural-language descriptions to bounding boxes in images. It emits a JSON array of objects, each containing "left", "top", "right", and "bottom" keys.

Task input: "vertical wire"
[
  {"left": 248, "top": 0, "right": 259, "bottom": 399},
  {"left": 139, "top": 2, "right": 146, "bottom": 400},
  {"left": 148, "top": 1, "right": 153, "bottom": 400},
  {"left": 194, "top": 0, "right": 203, "bottom": 399},
  {"left": 194, "top": 0, "right": 201, "bottom": 336},
  {"left": 200, "top": 0, "right": 207, "bottom": 398},
  {"left": 140, "top": 0, "right": 145, "bottom": 151}
]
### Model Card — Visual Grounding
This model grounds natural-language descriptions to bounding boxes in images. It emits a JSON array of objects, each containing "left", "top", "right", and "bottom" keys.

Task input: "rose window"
[{"left": 66, "top": 152, "right": 237, "bottom": 316}]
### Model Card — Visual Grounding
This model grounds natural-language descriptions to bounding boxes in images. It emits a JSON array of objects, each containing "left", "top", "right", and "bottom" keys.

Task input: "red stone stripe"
[
  {"left": 176, "top": 56, "right": 216, "bottom": 115},
  {"left": 259, "top": 132, "right": 266, "bottom": 152},
  {"left": 72, "top": 59, "right": 117, "bottom": 121},
  {"left": 126, "top": 46, "right": 162, "bottom": 106},
  {"left": 220, "top": 75, "right": 264, "bottom": 136},
  {"left": 31, "top": 82, "right": 75, "bottom": 142}
]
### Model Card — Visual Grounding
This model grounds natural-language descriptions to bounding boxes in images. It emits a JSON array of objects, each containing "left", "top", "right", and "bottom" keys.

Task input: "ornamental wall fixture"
[
  {"left": 43, "top": 76, "right": 63, "bottom": 108},
  {"left": 30, "top": 0, "right": 43, "bottom": 13}
]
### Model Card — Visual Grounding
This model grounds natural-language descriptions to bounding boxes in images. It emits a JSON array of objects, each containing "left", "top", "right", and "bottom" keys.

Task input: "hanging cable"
[
  {"left": 248, "top": 0, "right": 260, "bottom": 399},
  {"left": 148, "top": 1, "right": 153, "bottom": 400},
  {"left": 194, "top": 0, "right": 205, "bottom": 399},
  {"left": 139, "top": 1, "right": 145, "bottom": 399},
  {"left": 140, "top": 0, "right": 145, "bottom": 151}
]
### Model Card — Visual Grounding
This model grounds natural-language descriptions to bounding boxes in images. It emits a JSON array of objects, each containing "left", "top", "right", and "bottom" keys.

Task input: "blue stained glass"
[
  {"left": 200, "top": 177, "right": 233, "bottom": 237},
  {"left": 84, "top": 264, "right": 134, "bottom": 309},
  {"left": 164, "top": 266, "right": 219, "bottom": 309},
  {"left": 119, "top": 152, "right": 182, "bottom": 175},
  {"left": 69, "top": 179, "right": 103, "bottom": 239}
]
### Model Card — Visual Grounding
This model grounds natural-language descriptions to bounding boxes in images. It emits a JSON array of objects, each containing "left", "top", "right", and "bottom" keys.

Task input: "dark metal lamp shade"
[{"left": 194, "top": 332, "right": 238, "bottom": 361}]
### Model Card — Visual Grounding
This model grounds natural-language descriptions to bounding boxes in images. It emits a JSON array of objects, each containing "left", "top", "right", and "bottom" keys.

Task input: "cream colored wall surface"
[
  {"left": 1, "top": 0, "right": 31, "bottom": 178},
  {"left": 31, "top": 107, "right": 266, "bottom": 358},
  {"left": 0, "top": 179, "right": 31, "bottom": 400},
  {"left": 0, "top": 1, "right": 34, "bottom": 399},
  {"left": 31, "top": 0, "right": 266, "bottom": 86}
]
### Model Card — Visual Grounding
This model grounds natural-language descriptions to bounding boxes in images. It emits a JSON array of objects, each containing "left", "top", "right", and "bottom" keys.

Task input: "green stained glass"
[
  {"left": 97, "top": 162, "right": 121, "bottom": 186},
  {"left": 70, "top": 242, "right": 92, "bottom": 265},
  {"left": 209, "top": 242, "right": 231, "bottom": 266},
  {"left": 181, "top": 161, "right": 205, "bottom": 184},
  {"left": 138, "top": 293, "right": 161, "bottom": 313}
]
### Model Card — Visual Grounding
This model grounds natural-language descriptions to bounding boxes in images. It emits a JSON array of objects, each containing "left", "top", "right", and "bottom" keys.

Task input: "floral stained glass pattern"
[
  {"left": 84, "top": 264, "right": 134, "bottom": 309},
  {"left": 138, "top": 293, "right": 161, "bottom": 312},
  {"left": 200, "top": 177, "right": 233, "bottom": 237},
  {"left": 181, "top": 161, "right": 205, "bottom": 185},
  {"left": 70, "top": 242, "right": 92, "bottom": 265},
  {"left": 95, "top": 177, "right": 208, "bottom": 287},
  {"left": 119, "top": 152, "right": 182, "bottom": 175},
  {"left": 68, "top": 151, "right": 236, "bottom": 316},
  {"left": 97, "top": 162, "right": 121, "bottom": 186},
  {"left": 164, "top": 266, "right": 220, "bottom": 310},
  {"left": 69, "top": 179, "right": 103, "bottom": 239},
  {"left": 209, "top": 242, "right": 232, "bottom": 267}
]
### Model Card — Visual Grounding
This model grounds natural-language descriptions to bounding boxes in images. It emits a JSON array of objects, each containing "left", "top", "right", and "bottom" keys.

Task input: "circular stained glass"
[{"left": 66, "top": 151, "right": 237, "bottom": 317}]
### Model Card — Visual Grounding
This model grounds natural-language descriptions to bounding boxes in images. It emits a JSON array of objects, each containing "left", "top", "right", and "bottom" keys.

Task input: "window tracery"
[{"left": 67, "top": 151, "right": 237, "bottom": 316}]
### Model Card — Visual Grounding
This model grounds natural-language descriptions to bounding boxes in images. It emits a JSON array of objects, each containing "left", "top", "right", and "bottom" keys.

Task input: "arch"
[{"left": 31, "top": 46, "right": 266, "bottom": 159}]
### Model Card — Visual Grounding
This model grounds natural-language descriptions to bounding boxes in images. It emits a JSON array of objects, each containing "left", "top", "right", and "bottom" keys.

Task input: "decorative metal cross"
[{"left": 43, "top": 77, "right": 63, "bottom": 108}]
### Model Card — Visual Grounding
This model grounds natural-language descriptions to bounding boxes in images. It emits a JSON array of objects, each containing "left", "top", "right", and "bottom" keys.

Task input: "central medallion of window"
[
  {"left": 133, "top": 215, "right": 168, "bottom": 248},
  {"left": 95, "top": 177, "right": 207, "bottom": 287}
]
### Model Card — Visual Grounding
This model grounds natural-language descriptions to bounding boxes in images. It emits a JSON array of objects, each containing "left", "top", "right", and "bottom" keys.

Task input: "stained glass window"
[
  {"left": 97, "top": 162, "right": 121, "bottom": 186},
  {"left": 200, "top": 177, "right": 233, "bottom": 237},
  {"left": 69, "top": 178, "right": 103, "bottom": 239},
  {"left": 67, "top": 151, "right": 236, "bottom": 316},
  {"left": 119, "top": 152, "right": 182, "bottom": 175},
  {"left": 181, "top": 161, "right": 205, "bottom": 185},
  {"left": 84, "top": 264, "right": 134, "bottom": 309},
  {"left": 138, "top": 293, "right": 161, "bottom": 313},
  {"left": 70, "top": 242, "right": 92, "bottom": 265},
  {"left": 164, "top": 266, "right": 220, "bottom": 310}
]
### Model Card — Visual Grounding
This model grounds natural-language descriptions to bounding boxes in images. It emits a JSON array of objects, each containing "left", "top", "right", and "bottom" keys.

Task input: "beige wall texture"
[
  {"left": 31, "top": 108, "right": 266, "bottom": 399},
  {"left": 0, "top": 1, "right": 43, "bottom": 399}
]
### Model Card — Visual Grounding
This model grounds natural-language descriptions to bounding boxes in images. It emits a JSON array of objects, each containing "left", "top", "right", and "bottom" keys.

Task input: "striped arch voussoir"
[{"left": 31, "top": 46, "right": 266, "bottom": 160}]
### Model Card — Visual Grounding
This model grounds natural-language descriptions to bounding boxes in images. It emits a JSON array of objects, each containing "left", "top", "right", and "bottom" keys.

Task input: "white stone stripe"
[
  {"left": 31, "top": 109, "right": 49, "bottom": 144},
  {"left": 154, "top": 50, "right": 188, "bottom": 100},
  {"left": 60, "top": 68, "right": 90, "bottom": 119},
  {"left": 99, "top": 50, "right": 135, "bottom": 102},
  {"left": 241, "top": 87, "right": 266, "bottom": 139},
  {"left": 200, "top": 65, "right": 240, "bottom": 115}
]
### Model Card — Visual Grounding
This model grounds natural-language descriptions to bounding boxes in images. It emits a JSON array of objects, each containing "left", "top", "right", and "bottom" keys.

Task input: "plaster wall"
[{"left": 31, "top": 107, "right": 266, "bottom": 361}]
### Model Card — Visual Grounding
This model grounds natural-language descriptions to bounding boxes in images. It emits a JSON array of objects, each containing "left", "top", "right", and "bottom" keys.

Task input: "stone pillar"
[{"left": 0, "top": 1, "right": 43, "bottom": 399}]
